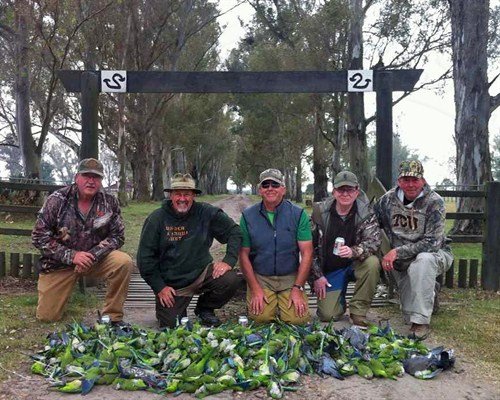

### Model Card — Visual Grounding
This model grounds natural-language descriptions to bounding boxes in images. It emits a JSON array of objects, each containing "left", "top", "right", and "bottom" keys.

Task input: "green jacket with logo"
[{"left": 137, "top": 200, "right": 242, "bottom": 293}]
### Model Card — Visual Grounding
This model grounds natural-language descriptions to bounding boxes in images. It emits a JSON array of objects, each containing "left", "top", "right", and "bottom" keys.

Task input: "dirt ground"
[{"left": 0, "top": 195, "right": 498, "bottom": 399}]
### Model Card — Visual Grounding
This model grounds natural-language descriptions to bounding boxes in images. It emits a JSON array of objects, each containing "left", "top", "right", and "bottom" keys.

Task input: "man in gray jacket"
[
  {"left": 311, "top": 171, "right": 381, "bottom": 328},
  {"left": 374, "top": 160, "right": 453, "bottom": 335}
]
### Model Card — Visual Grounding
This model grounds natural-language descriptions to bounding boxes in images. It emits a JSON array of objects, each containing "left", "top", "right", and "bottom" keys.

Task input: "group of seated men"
[{"left": 32, "top": 158, "right": 452, "bottom": 335}]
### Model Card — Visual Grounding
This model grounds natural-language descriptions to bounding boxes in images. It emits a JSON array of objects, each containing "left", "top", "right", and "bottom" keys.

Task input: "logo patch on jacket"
[
  {"left": 166, "top": 225, "right": 188, "bottom": 241},
  {"left": 392, "top": 214, "right": 418, "bottom": 230}
]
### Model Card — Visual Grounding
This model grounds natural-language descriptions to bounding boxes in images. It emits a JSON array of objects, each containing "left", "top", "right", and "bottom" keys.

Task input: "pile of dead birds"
[{"left": 30, "top": 319, "right": 455, "bottom": 398}]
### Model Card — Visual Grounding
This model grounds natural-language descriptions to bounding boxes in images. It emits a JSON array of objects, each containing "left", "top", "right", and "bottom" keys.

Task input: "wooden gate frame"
[{"left": 57, "top": 69, "right": 422, "bottom": 189}]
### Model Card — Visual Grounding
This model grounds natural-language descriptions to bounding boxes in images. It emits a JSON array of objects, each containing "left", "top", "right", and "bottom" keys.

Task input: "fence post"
[
  {"left": 469, "top": 259, "right": 478, "bottom": 288},
  {"left": 483, "top": 181, "right": 500, "bottom": 291},
  {"left": 22, "top": 253, "right": 33, "bottom": 278},
  {"left": 0, "top": 252, "right": 5, "bottom": 277},
  {"left": 33, "top": 254, "right": 40, "bottom": 279},
  {"left": 10, "top": 253, "right": 20, "bottom": 277},
  {"left": 445, "top": 261, "right": 454, "bottom": 288},
  {"left": 457, "top": 259, "right": 467, "bottom": 288}
]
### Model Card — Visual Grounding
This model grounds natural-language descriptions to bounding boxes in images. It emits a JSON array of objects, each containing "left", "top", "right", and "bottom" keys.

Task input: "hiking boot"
[
  {"left": 194, "top": 308, "right": 221, "bottom": 327},
  {"left": 409, "top": 323, "right": 430, "bottom": 337},
  {"left": 433, "top": 281, "right": 441, "bottom": 314},
  {"left": 350, "top": 314, "right": 369, "bottom": 329},
  {"left": 111, "top": 320, "right": 132, "bottom": 333}
]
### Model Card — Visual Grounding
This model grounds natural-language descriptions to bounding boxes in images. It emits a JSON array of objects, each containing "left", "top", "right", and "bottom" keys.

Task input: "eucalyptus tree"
[{"left": 448, "top": 0, "right": 500, "bottom": 234}]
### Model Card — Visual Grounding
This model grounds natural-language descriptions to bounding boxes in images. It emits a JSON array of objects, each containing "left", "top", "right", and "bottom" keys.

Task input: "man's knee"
[
  {"left": 113, "top": 251, "right": 134, "bottom": 270},
  {"left": 360, "top": 255, "right": 381, "bottom": 277},
  {"left": 281, "top": 313, "right": 310, "bottom": 325},
  {"left": 217, "top": 269, "right": 242, "bottom": 290},
  {"left": 317, "top": 307, "right": 342, "bottom": 322}
]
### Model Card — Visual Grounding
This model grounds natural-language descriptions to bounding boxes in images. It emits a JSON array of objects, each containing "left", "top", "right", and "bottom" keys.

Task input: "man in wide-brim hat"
[{"left": 137, "top": 173, "right": 242, "bottom": 328}]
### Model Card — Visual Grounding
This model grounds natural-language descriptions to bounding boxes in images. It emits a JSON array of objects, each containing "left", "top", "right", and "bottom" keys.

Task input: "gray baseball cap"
[
  {"left": 77, "top": 158, "right": 104, "bottom": 177},
  {"left": 333, "top": 171, "right": 359, "bottom": 188}
]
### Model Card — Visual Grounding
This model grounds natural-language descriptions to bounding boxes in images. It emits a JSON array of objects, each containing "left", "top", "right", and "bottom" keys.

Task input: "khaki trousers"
[
  {"left": 36, "top": 250, "right": 133, "bottom": 322},
  {"left": 317, "top": 255, "right": 380, "bottom": 322},
  {"left": 247, "top": 273, "right": 311, "bottom": 325}
]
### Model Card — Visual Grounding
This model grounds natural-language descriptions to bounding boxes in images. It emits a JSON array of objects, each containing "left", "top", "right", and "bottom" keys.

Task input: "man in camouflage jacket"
[
  {"left": 374, "top": 160, "right": 453, "bottom": 335},
  {"left": 311, "top": 171, "right": 381, "bottom": 327},
  {"left": 32, "top": 158, "right": 133, "bottom": 323}
]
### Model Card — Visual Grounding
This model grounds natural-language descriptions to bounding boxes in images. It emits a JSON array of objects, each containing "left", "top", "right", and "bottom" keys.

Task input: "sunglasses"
[
  {"left": 335, "top": 186, "right": 358, "bottom": 194},
  {"left": 261, "top": 181, "right": 281, "bottom": 189}
]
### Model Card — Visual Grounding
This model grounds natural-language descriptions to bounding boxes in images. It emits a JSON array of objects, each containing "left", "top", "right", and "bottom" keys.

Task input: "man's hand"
[
  {"left": 313, "top": 276, "right": 331, "bottom": 300},
  {"left": 158, "top": 286, "right": 176, "bottom": 308},
  {"left": 288, "top": 287, "right": 308, "bottom": 318},
  {"left": 382, "top": 249, "right": 397, "bottom": 271},
  {"left": 212, "top": 261, "right": 231, "bottom": 279},
  {"left": 73, "top": 251, "right": 95, "bottom": 274},
  {"left": 337, "top": 245, "right": 353, "bottom": 258},
  {"left": 249, "top": 286, "right": 268, "bottom": 315}
]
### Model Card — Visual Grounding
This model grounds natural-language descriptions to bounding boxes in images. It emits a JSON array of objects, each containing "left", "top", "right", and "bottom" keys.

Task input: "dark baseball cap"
[{"left": 333, "top": 171, "right": 359, "bottom": 188}]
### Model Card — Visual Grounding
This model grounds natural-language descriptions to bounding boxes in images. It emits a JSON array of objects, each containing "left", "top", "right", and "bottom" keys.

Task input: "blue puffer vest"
[{"left": 242, "top": 200, "right": 304, "bottom": 276}]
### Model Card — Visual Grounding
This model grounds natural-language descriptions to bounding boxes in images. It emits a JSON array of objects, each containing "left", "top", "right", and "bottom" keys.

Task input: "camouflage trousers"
[{"left": 392, "top": 250, "right": 453, "bottom": 325}]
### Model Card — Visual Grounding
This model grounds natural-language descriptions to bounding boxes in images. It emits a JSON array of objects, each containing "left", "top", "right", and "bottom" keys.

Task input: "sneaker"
[
  {"left": 111, "top": 320, "right": 132, "bottom": 331},
  {"left": 194, "top": 308, "right": 221, "bottom": 327},
  {"left": 433, "top": 281, "right": 441, "bottom": 314},
  {"left": 409, "top": 323, "right": 430, "bottom": 337},
  {"left": 350, "top": 314, "right": 369, "bottom": 329}
]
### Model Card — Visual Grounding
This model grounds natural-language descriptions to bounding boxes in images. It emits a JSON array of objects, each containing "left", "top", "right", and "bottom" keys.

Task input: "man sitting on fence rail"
[
  {"left": 32, "top": 158, "right": 133, "bottom": 325},
  {"left": 310, "top": 171, "right": 381, "bottom": 328},
  {"left": 374, "top": 160, "right": 453, "bottom": 335},
  {"left": 137, "top": 173, "right": 242, "bottom": 328}
]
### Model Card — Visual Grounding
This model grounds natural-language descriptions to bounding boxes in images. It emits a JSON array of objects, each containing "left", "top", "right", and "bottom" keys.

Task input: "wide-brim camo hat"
[
  {"left": 77, "top": 158, "right": 104, "bottom": 177},
  {"left": 398, "top": 160, "right": 424, "bottom": 179},
  {"left": 333, "top": 171, "right": 359, "bottom": 188},
  {"left": 164, "top": 173, "right": 202, "bottom": 194},
  {"left": 259, "top": 168, "right": 284, "bottom": 186}
]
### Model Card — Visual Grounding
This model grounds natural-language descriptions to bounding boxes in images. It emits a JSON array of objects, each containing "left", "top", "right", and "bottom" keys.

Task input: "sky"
[{"left": 217, "top": 0, "right": 500, "bottom": 188}]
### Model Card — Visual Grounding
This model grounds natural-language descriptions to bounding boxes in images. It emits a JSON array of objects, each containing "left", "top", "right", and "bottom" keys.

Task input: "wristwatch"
[{"left": 292, "top": 284, "right": 304, "bottom": 291}]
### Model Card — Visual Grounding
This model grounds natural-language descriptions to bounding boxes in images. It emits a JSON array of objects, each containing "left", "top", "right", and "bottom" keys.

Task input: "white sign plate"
[
  {"left": 347, "top": 70, "right": 373, "bottom": 92},
  {"left": 101, "top": 70, "right": 127, "bottom": 93}
]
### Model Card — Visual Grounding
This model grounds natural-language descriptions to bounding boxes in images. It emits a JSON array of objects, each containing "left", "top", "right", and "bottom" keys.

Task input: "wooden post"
[
  {"left": 33, "top": 254, "right": 40, "bottom": 279},
  {"left": 376, "top": 71, "right": 393, "bottom": 190},
  {"left": 80, "top": 71, "right": 99, "bottom": 159},
  {"left": 445, "top": 261, "right": 454, "bottom": 288},
  {"left": 458, "top": 259, "right": 467, "bottom": 288},
  {"left": 10, "top": 253, "right": 20, "bottom": 277},
  {"left": 22, "top": 253, "right": 32, "bottom": 278},
  {"left": 0, "top": 252, "right": 5, "bottom": 277},
  {"left": 469, "top": 259, "right": 478, "bottom": 288},
  {"left": 483, "top": 181, "right": 500, "bottom": 291}
]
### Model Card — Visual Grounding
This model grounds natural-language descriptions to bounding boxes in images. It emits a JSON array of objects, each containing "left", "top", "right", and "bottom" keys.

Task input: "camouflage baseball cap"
[
  {"left": 164, "top": 173, "right": 202, "bottom": 194},
  {"left": 333, "top": 171, "right": 359, "bottom": 188},
  {"left": 259, "top": 168, "right": 284, "bottom": 186},
  {"left": 77, "top": 158, "right": 104, "bottom": 177},
  {"left": 398, "top": 160, "right": 424, "bottom": 179}
]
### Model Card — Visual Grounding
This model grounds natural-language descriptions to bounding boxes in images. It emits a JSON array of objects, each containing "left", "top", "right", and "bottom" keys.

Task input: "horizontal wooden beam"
[
  {"left": 0, "top": 205, "right": 40, "bottom": 214},
  {"left": 448, "top": 234, "right": 484, "bottom": 243},
  {"left": 445, "top": 212, "right": 484, "bottom": 220},
  {"left": 0, "top": 181, "right": 64, "bottom": 192},
  {"left": 435, "top": 190, "right": 484, "bottom": 198},
  {"left": 0, "top": 228, "right": 32, "bottom": 236},
  {"left": 57, "top": 70, "right": 423, "bottom": 93}
]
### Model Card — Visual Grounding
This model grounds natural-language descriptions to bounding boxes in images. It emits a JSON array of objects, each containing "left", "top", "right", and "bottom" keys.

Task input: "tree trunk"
[
  {"left": 347, "top": 0, "right": 368, "bottom": 189},
  {"left": 313, "top": 108, "right": 329, "bottom": 202},
  {"left": 295, "top": 159, "right": 303, "bottom": 203},
  {"left": 15, "top": 9, "right": 39, "bottom": 179},
  {"left": 449, "top": 0, "right": 492, "bottom": 234},
  {"left": 130, "top": 133, "right": 151, "bottom": 201},
  {"left": 151, "top": 131, "right": 165, "bottom": 201}
]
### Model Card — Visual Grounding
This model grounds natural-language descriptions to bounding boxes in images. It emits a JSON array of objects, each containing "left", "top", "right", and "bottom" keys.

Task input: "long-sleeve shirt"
[{"left": 32, "top": 184, "right": 125, "bottom": 273}]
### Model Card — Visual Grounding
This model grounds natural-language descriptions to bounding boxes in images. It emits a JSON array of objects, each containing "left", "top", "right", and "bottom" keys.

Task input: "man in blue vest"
[{"left": 239, "top": 168, "right": 313, "bottom": 324}]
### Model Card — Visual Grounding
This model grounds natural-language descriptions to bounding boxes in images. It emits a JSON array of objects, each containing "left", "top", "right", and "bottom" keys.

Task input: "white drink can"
[
  {"left": 238, "top": 316, "right": 249, "bottom": 327},
  {"left": 101, "top": 314, "right": 110, "bottom": 324},
  {"left": 333, "top": 237, "right": 345, "bottom": 255},
  {"left": 180, "top": 317, "right": 190, "bottom": 326}
]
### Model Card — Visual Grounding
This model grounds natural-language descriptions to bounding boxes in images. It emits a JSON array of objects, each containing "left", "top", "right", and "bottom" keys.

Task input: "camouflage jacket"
[
  {"left": 374, "top": 184, "right": 451, "bottom": 264},
  {"left": 310, "top": 191, "right": 381, "bottom": 281},
  {"left": 32, "top": 184, "right": 125, "bottom": 273}
]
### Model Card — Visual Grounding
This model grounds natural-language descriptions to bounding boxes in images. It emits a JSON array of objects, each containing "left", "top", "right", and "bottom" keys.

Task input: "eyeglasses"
[
  {"left": 335, "top": 186, "right": 358, "bottom": 194},
  {"left": 261, "top": 181, "right": 281, "bottom": 189}
]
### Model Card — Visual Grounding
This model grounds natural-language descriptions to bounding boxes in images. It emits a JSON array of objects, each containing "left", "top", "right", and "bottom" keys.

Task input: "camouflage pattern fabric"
[
  {"left": 310, "top": 191, "right": 381, "bottom": 281},
  {"left": 374, "top": 184, "right": 451, "bottom": 266},
  {"left": 32, "top": 184, "right": 125, "bottom": 273}
]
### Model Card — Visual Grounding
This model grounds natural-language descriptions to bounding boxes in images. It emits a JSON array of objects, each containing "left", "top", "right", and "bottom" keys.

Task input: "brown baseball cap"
[
  {"left": 259, "top": 168, "right": 284, "bottom": 186},
  {"left": 77, "top": 158, "right": 104, "bottom": 177}
]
